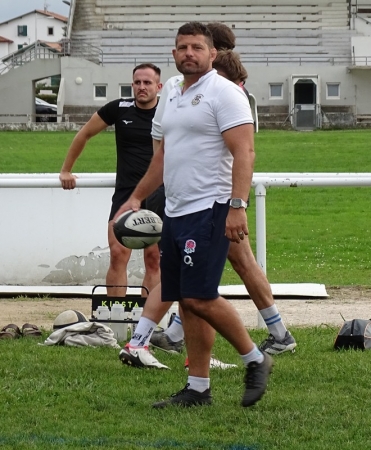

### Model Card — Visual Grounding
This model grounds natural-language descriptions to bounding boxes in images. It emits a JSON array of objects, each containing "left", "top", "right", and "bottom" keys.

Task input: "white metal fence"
[{"left": 1, "top": 172, "right": 370, "bottom": 282}]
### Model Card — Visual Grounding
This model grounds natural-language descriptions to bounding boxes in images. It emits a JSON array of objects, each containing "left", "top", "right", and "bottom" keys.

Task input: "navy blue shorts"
[{"left": 160, "top": 202, "right": 230, "bottom": 301}]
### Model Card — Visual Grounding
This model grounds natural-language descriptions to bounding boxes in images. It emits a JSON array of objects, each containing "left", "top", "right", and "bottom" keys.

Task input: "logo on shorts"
[
  {"left": 184, "top": 255, "right": 194, "bottom": 267},
  {"left": 184, "top": 239, "right": 196, "bottom": 254},
  {"left": 191, "top": 94, "right": 203, "bottom": 106}
]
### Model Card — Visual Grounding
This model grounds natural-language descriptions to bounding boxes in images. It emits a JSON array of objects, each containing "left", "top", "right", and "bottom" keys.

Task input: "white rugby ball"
[
  {"left": 53, "top": 309, "right": 88, "bottom": 330},
  {"left": 113, "top": 209, "right": 163, "bottom": 249}
]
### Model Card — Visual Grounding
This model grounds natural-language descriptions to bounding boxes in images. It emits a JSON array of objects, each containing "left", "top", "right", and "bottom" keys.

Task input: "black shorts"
[
  {"left": 109, "top": 187, "right": 146, "bottom": 221},
  {"left": 109, "top": 186, "right": 166, "bottom": 221},
  {"left": 146, "top": 185, "right": 165, "bottom": 220}
]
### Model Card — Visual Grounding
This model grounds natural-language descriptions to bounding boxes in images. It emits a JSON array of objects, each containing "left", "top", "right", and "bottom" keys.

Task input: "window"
[
  {"left": 47, "top": 27, "right": 54, "bottom": 36},
  {"left": 94, "top": 84, "right": 107, "bottom": 99},
  {"left": 120, "top": 85, "right": 132, "bottom": 98},
  {"left": 17, "top": 25, "right": 27, "bottom": 36},
  {"left": 326, "top": 83, "right": 340, "bottom": 99},
  {"left": 269, "top": 83, "right": 283, "bottom": 99},
  {"left": 18, "top": 44, "right": 24, "bottom": 50}
]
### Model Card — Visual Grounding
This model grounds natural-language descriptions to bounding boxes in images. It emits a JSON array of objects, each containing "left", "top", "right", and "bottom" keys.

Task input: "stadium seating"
[{"left": 70, "top": 0, "right": 355, "bottom": 65}]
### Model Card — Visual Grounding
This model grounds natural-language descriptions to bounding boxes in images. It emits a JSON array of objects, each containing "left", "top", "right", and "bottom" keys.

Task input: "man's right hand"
[
  {"left": 113, "top": 197, "right": 142, "bottom": 221},
  {"left": 59, "top": 171, "right": 78, "bottom": 190}
]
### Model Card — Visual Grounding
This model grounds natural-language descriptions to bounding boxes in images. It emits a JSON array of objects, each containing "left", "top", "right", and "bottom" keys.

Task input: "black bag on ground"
[{"left": 334, "top": 319, "right": 371, "bottom": 350}]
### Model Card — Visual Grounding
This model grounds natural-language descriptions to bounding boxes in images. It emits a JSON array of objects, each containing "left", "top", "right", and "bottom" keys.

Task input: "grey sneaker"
[
  {"left": 150, "top": 331, "right": 184, "bottom": 354},
  {"left": 241, "top": 352, "right": 274, "bottom": 407},
  {"left": 119, "top": 345, "right": 169, "bottom": 369},
  {"left": 153, "top": 383, "right": 212, "bottom": 408},
  {"left": 259, "top": 331, "right": 297, "bottom": 355}
]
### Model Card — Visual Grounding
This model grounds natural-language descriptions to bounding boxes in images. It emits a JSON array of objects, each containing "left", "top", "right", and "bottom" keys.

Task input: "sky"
[{"left": 1, "top": 0, "right": 70, "bottom": 23}]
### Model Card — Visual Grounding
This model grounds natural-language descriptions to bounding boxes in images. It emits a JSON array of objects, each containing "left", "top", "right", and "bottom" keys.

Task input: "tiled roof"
[
  {"left": 35, "top": 9, "right": 68, "bottom": 22},
  {"left": 0, "top": 10, "right": 67, "bottom": 26},
  {"left": 0, "top": 36, "right": 13, "bottom": 43}
]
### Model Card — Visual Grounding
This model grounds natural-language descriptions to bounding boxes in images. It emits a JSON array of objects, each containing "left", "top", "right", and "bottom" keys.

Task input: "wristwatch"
[{"left": 229, "top": 198, "right": 248, "bottom": 209}]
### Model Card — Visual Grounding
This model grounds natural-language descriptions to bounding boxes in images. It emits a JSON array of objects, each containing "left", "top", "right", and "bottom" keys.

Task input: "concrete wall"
[
  {"left": 0, "top": 42, "right": 12, "bottom": 59},
  {"left": 61, "top": 57, "right": 371, "bottom": 117},
  {"left": 61, "top": 56, "right": 176, "bottom": 107},
  {"left": 352, "top": 36, "right": 371, "bottom": 65},
  {"left": 0, "top": 58, "right": 61, "bottom": 122},
  {"left": 1, "top": 56, "right": 370, "bottom": 126},
  {"left": 0, "top": 176, "right": 145, "bottom": 286}
]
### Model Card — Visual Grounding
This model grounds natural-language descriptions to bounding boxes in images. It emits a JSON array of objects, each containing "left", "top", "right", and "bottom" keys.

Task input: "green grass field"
[
  {"left": 1, "top": 129, "right": 370, "bottom": 286},
  {"left": 1, "top": 130, "right": 371, "bottom": 449},
  {"left": 1, "top": 327, "right": 371, "bottom": 450}
]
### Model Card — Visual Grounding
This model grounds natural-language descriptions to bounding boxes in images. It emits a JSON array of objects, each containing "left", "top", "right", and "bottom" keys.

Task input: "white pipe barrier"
[
  {"left": 1, "top": 173, "right": 371, "bottom": 291},
  {"left": 1, "top": 173, "right": 370, "bottom": 328},
  {"left": 2, "top": 174, "right": 371, "bottom": 188},
  {"left": 2, "top": 173, "right": 371, "bottom": 275}
]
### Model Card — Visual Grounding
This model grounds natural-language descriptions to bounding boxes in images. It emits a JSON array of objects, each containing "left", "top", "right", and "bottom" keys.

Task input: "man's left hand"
[{"left": 225, "top": 208, "right": 248, "bottom": 243}]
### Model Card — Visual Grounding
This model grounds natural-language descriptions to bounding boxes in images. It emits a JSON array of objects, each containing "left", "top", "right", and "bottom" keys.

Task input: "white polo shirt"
[
  {"left": 152, "top": 75, "right": 182, "bottom": 141},
  {"left": 158, "top": 69, "right": 253, "bottom": 217}
]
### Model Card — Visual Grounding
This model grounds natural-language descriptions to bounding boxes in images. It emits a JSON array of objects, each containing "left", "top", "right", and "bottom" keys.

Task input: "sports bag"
[{"left": 334, "top": 319, "right": 371, "bottom": 350}]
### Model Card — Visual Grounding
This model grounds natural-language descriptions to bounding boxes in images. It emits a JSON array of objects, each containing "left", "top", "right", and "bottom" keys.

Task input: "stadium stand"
[{"left": 69, "top": 0, "right": 356, "bottom": 65}]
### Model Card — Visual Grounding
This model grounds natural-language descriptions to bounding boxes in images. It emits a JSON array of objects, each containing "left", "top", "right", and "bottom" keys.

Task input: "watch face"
[{"left": 231, "top": 198, "right": 242, "bottom": 208}]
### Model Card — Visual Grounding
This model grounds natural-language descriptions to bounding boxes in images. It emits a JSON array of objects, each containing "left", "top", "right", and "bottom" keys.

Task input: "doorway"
[{"left": 291, "top": 75, "right": 321, "bottom": 130}]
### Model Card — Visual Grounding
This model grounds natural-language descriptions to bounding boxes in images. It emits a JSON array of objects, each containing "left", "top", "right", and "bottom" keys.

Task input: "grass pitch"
[
  {"left": 1, "top": 327, "right": 370, "bottom": 450},
  {"left": 1, "top": 129, "right": 371, "bottom": 285},
  {"left": 1, "top": 130, "right": 371, "bottom": 449}
]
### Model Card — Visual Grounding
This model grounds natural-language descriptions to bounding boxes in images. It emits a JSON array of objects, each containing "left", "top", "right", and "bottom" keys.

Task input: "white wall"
[
  {"left": 61, "top": 57, "right": 177, "bottom": 106},
  {"left": 0, "top": 58, "right": 61, "bottom": 122},
  {"left": 61, "top": 57, "right": 371, "bottom": 113},
  {"left": 0, "top": 176, "right": 145, "bottom": 286},
  {"left": 1, "top": 55, "right": 371, "bottom": 119},
  {"left": 0, "top": 42, "right": 12, "bottom": 59},
  {"left": 354, "top": 17, "right": 371, "bottom": 36},
  {"left": 351, "top": 36, "right": 371, "bottom": 65}
]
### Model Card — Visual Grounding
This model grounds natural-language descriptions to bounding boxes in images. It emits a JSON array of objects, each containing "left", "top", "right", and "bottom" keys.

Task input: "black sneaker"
[
  {"left": 150, "top": 331, "right": 184, "bottom": 354},
  {"left": 241, "top": 352, "right": 274, "bottom": 407},
  {"left": 153, "top": 383, "right": 212, "bottom": 408},
  {"left": 119, "top": 345, "right": 169, "bottom": 369},
  {"left": 259, "top": 331, "right": 297, "bottom": 355}
]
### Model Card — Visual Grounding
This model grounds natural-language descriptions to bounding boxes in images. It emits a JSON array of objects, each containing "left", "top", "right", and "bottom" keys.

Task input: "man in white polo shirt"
[
  {"left": 115, "top": 22, "right": 273, "bottom": 408},
  {"left": 150, "top": 57, "right": 296, "bottom": 360}
]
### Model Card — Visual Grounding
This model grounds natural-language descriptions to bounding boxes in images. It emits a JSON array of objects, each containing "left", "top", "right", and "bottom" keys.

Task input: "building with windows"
[
  {"left": 0, "top": 0, "right": 371, "bottom": 128},
  {"left": 0, "top": 9, "right": 67, "bottom": 57}
]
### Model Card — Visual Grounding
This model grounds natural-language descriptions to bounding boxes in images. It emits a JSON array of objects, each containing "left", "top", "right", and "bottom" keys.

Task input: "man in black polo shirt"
[{"left": 59, "top": 63, "right": 163, "bottom": 298}]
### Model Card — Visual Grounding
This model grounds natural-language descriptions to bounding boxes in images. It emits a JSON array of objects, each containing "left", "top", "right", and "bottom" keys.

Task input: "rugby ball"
[
  {"left": 53, "top": 310, "right": 88, "bottom": 330},
  {"left": 113, "top": 209, "right": 162, "bottom": 249}
]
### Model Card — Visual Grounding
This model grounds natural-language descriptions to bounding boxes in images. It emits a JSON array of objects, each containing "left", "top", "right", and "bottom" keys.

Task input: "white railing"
[
  {"left": 1, "top": 172, "right": 370, "bottom": 327},
  {"left": 1, "top": 172, "right": 371, "bottom": 276}
]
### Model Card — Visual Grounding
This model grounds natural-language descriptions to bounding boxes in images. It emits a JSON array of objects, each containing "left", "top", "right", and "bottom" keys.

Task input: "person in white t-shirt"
[{"left": 116, "top": 22, "right": 273, "bottom": 408}]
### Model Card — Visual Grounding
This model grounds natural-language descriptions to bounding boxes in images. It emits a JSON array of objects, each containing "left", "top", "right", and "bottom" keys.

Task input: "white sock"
[
  {"left": 187, "top": 375, "right": 210, "bottom": 393},
  {"left": 240, "top": 344, "right": 264, "bottom": 366},
  {"left": 164, "top": 315, "right": 184, "bottom": 342},
  {"left": 129, "top": 317, "right": 156, "bottom": 348},
  {"left": 259, "top": 305, "right": 287, "bottom": 340}
]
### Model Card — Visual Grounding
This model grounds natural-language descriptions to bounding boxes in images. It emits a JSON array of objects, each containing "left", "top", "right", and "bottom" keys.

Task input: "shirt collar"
[{"left": 175, "top": 69, "right": 216, "bottom": 92}]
